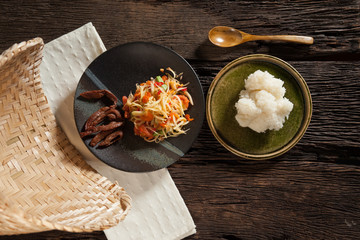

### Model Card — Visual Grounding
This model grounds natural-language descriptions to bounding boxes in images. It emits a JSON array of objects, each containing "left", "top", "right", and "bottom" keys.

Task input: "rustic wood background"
[{"left": 0, "top": 0, "right": 359, "bottom": 239}]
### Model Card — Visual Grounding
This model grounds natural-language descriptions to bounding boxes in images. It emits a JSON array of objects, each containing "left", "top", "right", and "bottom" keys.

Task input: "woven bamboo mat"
[{"left": 0, "top": 38, "right": 131, "bottom": 235}]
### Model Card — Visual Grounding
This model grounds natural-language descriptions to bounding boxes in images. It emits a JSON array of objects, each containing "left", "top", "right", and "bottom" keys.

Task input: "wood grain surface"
[{"left": 0, "top": 0, "right": 359, "bottom": 239}]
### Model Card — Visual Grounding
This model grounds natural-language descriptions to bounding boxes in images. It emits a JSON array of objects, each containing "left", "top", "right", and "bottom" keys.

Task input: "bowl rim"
[{"left": 206, "top": 54, "right": 312, "bottom": 160}]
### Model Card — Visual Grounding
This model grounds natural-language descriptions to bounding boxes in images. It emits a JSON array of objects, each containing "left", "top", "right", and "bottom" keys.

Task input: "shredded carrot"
[
  {"left": 185, "top": 114, "right": 194, "bottom": 121},
  {"left": 136, "top": 124, "right": 153, "bottom": 139},
  {"left": 141, "top": 111, "right": 154, "bottom": 121},
  {"left": 178, "top": 95, "right": 189, "bottom": 109},
  {"left": 122, "top": 96, "right": 128, "bottom": 105},
  {"left": 169, "top": 112, "right": 179, "bottom": 122},
  {"left": 142, "top": 92, "right": 152, "bottom": 103},
  {"left": 134, "top": 91, "right": 141, "bottom": 99}
]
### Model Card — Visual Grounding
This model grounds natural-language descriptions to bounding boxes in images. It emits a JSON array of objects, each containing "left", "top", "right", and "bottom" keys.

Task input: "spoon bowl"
[{"left": 209, "top": 26, "right": 314, "bottom": 47}]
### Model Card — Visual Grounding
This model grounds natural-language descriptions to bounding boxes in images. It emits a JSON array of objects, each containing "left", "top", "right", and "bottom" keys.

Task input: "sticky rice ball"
[{"left": 235, "top": 70, "right": 293, "bottom": 133}]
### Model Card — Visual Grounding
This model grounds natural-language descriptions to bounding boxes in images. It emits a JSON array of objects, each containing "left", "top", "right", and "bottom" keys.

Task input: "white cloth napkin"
[{"left": 39, "top": 22, "right": 196, "bottom": 240}]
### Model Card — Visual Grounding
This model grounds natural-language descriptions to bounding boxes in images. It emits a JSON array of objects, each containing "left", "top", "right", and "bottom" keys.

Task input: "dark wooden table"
[{"left": 1, "top": 1, "right": 359, "bottom": 239}]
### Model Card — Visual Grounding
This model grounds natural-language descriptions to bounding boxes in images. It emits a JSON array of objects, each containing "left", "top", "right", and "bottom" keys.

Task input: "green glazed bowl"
[{"left": 206, "top": 54, "right": 312, "bottom": 160}]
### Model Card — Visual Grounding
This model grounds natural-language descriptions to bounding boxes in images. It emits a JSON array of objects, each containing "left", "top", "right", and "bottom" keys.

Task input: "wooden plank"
[
  {"left": 0, "top": 0, "right": 359, "bottom": 61},
  {"left": 0, "top": 43, "right": 358, "bottom": 240},
  {"left": 0, "top": 231, "right": 107, "bottom": 240},
  {"left": 0, "top": 0, "right": 359, "bottom": 239},
  {"left": 169, "top": 160, "right": 360, "bottom": 239}
]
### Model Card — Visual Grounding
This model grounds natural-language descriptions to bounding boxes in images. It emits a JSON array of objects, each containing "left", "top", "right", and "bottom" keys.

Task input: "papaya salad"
[{"left": 122, "top": 67, "right": 194, "bottom": 143}]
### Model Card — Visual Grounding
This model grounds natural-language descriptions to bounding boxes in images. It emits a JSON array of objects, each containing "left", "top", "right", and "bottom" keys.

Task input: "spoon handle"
[{"left": 248, "top": 34, "right": 314, "bottom": 45}]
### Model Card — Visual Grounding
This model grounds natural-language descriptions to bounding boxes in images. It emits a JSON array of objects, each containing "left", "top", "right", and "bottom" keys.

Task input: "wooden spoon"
[{"left": 208, "top": 26, "right": 314, "bottom": 47}]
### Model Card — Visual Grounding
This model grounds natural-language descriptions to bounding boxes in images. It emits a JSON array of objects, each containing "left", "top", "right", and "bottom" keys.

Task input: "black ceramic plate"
[{"left": 74, "top": 42, "right": 204, "bottom": 172}]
